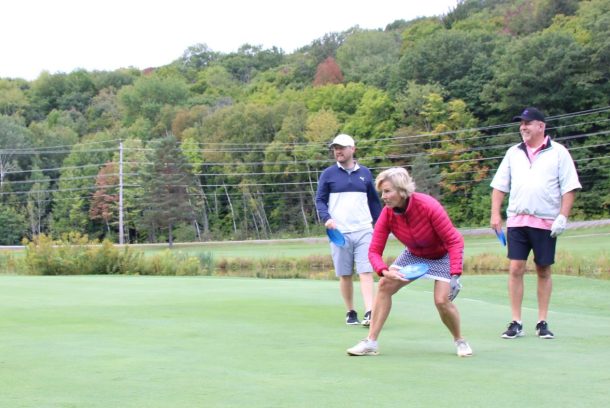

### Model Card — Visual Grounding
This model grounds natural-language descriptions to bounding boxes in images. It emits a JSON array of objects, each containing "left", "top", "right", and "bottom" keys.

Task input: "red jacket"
[{"left": 369, "top": 192, "right": 464, "bottom": 276}]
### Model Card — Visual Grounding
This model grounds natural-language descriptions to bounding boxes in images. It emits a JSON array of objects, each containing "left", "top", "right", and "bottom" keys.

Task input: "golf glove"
[
  {"left": 550, "top": 214, "right": 567, "bottom": 238},
  {"left": 449, "top": 275, "right": 462, "bottom": 301}
]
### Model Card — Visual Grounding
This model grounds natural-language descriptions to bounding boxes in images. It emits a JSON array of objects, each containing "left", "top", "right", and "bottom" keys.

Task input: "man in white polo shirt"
[{"left": 490, "top": 107, "right": 581, "bottom": 339}]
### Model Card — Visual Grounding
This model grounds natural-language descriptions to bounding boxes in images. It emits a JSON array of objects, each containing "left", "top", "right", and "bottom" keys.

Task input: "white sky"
[{"left": 2, "top": 0, "right": 459, "bottom": 81}]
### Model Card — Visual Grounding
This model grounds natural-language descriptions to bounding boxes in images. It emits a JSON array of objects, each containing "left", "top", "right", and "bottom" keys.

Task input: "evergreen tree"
[{"left": 141, "top": 135, "right": 198, "bottom": 246}]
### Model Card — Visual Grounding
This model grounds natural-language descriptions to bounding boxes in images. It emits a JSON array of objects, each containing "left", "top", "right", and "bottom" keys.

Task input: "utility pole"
[{"left": 119, "top": 141, "right": 124, "bottom": 245}]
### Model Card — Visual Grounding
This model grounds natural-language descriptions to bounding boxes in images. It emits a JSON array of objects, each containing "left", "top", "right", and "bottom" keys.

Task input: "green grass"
[
  {"left": 1, "top": 275, "right": 609, "bottom": 407},
  {"left": 131, "top": 225, "right": 610, "bottom": 258},
  {"left": 2, "top": 225, "right": 608, "bottom": 261}
]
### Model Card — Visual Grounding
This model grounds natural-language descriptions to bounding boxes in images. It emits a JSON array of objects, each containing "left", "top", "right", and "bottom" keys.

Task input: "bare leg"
[
  {"left": 367, "top": 277, "right": 409, "bottom": 341},
  {"left": 536, "top": 265, "right": 552, "bottom": 321},
  {"left": 508, "top": 260, "right": 527, "bottom": 321},
  {"left": 358, "top": 272, "right": 375, "bottom": 312},
  {"left": 339, "top": 275, "right": 354, "bottom": 311},
  {"left": 434, "top": 280, "right": 462, "bottom": 341}
]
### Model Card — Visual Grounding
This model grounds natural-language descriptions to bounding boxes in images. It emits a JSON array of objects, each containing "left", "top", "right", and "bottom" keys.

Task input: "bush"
[
  {"left": 0, "top": 252, "right": 18, "bottom": 274},
  {"left": 21, "top": 234, "right": 217, "bottom": 276},
  {"left": 214, "top": 254, "right": 336, "bottom": 279},
  {"left": 85, "top": 240, "right": 143, "bottom": 275}
]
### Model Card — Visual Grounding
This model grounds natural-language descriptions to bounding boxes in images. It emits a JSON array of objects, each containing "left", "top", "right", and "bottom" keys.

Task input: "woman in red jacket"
[{"left": 347, "top": 167, "right": 473, "bottom": 357}]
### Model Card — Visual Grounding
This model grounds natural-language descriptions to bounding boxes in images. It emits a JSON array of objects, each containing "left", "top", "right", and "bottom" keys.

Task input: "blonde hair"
[{"left": 375, "top": 167, "right": 416, "bottom": 198}]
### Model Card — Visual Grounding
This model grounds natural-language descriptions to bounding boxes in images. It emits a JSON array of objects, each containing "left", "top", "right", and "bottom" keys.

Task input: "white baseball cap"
[{"left": 329, "top": 134, "right": 355, "bottom": 148}]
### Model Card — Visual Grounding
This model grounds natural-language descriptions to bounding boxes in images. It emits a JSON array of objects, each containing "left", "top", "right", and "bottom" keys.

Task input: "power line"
[{"left": 2, "top": 107, "right": 608, "bottom": 155}]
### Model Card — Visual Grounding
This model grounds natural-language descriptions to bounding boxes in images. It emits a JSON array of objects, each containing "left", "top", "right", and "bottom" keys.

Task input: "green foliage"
[
  {"left": 343, "top": 87, "right": 397, "bottom": 138},
  {"left": 0, "top": 115, "right": 32, "bottom": 192},
  {"left": 26, "top": 70, "right": 97, "bottom": 122},
  {"left": 86, "top": 88, "right": 121, "bottom": 132},
  {"left": 411, "top": 155, "right": 441, "bottom": 198},
  {"left": 50, "top": 133, "right": 116, "bottom": 237},
  {"left": 191, "top": 65, "right": 242, "bottom": 102},
  {"left": 393, "top": 81, "right": 446, "bottom": 128},
  {"left": 401, "top": 17, "right": 444, "bottom": 47},
  {"left": 176, "top": 43, "right": 221, "bottom": 80},
  {"left": 336, "top": 29, "right": 401, "bottom": 88},
  {"left": 117, "top": 74, "right": 189, "bottom": 128},
  {"left": 216, "top": 44, "right": 285, "bottom": 83},
  {"left": 0, "top": 205, "right": 27, "bottom": 245},
  {"left": 0, "top": 78, "right": 29, "bottom": 116},
  {"left": 396, "top": 29, "right": 500, "bottom": 113},
  {"left": 481, "top": 30, "right": 601, "bottom": 118}
]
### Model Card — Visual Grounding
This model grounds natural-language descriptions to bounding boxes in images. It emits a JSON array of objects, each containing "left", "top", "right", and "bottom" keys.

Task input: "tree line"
[{"left": 0, "top": 0, "right": 608, "bottom": 245}]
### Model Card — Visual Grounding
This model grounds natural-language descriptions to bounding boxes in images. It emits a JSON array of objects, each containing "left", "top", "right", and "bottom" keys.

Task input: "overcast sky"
[{"left": 2, "top": 0, "right": 459, "bottom": 81}]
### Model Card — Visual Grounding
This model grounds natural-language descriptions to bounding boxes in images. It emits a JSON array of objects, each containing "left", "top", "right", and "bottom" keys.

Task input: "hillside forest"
[{"left": 0, "top": 0, "right": 608, "bottom": 245}]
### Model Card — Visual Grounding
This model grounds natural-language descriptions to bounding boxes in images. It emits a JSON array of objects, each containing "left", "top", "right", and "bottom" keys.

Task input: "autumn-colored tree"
[
  {"left": 313, "top": 57, "right": 344, "bottom": 86},
  {"left": 89, "top": 162, "right": 119, "bottom": 234}
]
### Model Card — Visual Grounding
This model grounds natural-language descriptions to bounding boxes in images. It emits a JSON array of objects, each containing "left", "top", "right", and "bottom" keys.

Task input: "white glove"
[
  {"left": 449, "top": 275, "right": 462, "bottom": 301},
  {"left": 550, "top": 214, "right": 567, "bottom": 238}
]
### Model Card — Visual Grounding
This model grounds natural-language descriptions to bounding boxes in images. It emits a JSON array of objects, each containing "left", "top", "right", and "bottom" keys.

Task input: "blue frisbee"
[
  {"left": 398, "top": 263, "right": 429, "bottom": 280},
  {"left": 495, "top": 228, "right": 507, "bottom": 246},
  {"left": 326, "top": 228, "right": 346, "bottom": 247}
]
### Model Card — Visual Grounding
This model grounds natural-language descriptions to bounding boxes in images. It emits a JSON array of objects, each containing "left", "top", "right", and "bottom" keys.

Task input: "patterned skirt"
[{"left": 390, "top": 249, "right": 452, "bottom": 283}]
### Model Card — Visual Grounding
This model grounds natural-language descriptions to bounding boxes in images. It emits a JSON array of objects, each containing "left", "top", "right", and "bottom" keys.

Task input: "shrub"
[
  {"left": 23, "top": 234, "right": 141, "bottom": 275},
  {"left": 0, "top": 252, "right": 18, "bottom": 274},
  {"left": 136, "top": 250, "right": 208, "bottom": 276}
]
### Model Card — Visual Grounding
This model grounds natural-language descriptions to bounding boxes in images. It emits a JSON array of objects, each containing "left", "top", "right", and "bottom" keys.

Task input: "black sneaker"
[
  {"left": 362, "top": 311, "right": 372, "bottom": 327},
  {"left": 501, "top": 320, "right": 524, "bottom": 339},
  {"left": 536, "top": 321, "right": 555, "bottom": 339},
  {"left": 346, "top": 310, "right": 360, "bottom": 325}
]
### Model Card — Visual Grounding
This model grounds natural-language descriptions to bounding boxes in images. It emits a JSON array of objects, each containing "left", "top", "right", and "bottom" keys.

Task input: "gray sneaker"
[
  {"left": 455, "top": 339, "right": 473, "bottom": 357},
  {"left": 347, "top": 339, "right": 379, "bottom": 356}
]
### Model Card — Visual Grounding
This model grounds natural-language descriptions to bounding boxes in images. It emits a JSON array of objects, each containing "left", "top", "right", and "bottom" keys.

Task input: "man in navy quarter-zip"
[
  {"left": 316, "top": 134, "right": 382, "bottom": 326},
  {"left": 490, "top": 107, "right": 581, "bottom": 340}
]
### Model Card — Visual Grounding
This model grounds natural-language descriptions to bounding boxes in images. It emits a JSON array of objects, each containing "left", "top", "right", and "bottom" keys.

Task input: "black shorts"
[{"left": 507, "top": 226, "right": 557, "bottom": 266}]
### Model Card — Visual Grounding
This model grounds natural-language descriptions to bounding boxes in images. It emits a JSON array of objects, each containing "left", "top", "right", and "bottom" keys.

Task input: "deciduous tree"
[{"left": 313, "top": 57, "right": 344, "bottom": 87}]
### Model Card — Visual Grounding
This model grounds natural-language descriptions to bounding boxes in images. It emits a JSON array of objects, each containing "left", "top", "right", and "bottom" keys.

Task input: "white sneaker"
[
  {"left": 455, "top": 339, "right": 473, "bottom": 357},
  {"left": 361, "top": 311, "right": 372, "bottom": 327},
  {"left": 347, "top": 339, "right": 379, "bottom": 356}
]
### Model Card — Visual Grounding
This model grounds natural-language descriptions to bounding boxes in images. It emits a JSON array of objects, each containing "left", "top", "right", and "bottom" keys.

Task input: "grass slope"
[{"left": 1, "top": 275, "right": 609, "bottom": 408}]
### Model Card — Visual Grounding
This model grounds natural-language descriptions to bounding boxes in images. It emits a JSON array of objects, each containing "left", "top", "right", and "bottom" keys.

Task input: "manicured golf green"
[{"left": 1, "top": 274, "right": 608, "bottom": 407}]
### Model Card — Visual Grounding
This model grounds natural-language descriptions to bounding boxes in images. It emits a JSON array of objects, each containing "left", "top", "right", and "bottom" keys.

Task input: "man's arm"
[
  {"left": 490, "top": 188, "right": 506, "bottom": 230},
  {"left": 559, "top": 190, "right": 577, "bottom": 218},
  {"left": 367, "top": 182, "right": 382, "bottom": 224},
  {"left": 314, "top": 171, "right": 331, "bottom": 224}
]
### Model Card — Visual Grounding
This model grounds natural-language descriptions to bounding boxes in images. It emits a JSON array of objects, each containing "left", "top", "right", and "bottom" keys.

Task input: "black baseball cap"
[{"left": 513, "top": 107, "right": 546, "bottom": 123}]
